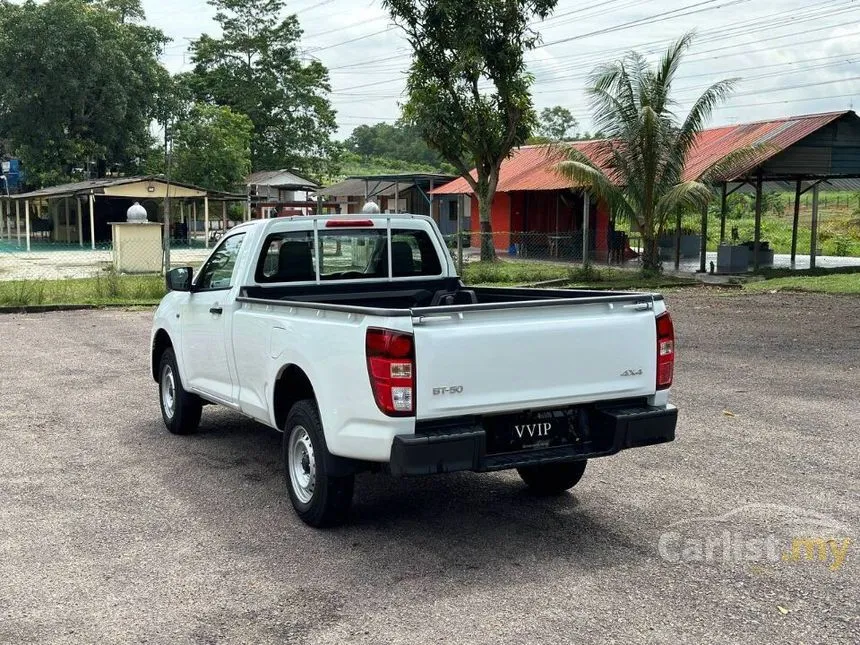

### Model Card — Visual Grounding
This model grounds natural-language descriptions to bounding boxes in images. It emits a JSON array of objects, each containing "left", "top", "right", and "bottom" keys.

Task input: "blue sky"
[{"left": 145, "top": 0, "right": 860, "bottom": 139}]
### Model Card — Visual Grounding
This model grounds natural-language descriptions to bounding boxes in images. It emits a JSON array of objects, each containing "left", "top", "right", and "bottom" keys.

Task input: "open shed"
[{"left": 2, "top": 175, "right": 246, "bottom": 251}]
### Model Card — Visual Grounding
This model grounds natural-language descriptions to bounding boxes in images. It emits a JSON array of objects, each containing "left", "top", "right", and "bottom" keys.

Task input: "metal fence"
[{"left": 0, "top": 218, "right": 238, "bottom": 282}]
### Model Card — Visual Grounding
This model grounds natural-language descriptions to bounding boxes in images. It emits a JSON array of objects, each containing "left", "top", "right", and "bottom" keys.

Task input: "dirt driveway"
[{"left": 1, "top": 291, "right": 857, "bottom": 644}]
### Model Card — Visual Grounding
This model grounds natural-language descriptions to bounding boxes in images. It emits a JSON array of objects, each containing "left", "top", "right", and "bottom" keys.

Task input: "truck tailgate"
[{"left": 412, "top": 300, "right": 657, "bottom": 419}]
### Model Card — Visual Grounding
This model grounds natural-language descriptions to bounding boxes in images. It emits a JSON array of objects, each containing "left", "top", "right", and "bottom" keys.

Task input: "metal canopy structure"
[
  {"left": 2, "top": 175, "right": 247, "bottom": 252},
  {"left": 697, "top": 110, "right": 860, "bottom": 271},
  {"left": 322, "top": 173, "right": 457, "bottom": 214}
]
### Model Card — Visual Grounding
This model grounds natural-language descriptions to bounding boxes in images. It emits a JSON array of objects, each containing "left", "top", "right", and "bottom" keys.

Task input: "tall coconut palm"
[{"left": 555, "top": 33, "right": 735, "bottom": 272}]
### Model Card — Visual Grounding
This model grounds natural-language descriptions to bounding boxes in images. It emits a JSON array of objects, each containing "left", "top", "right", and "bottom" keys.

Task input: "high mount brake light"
[
  {"left": 366, "top": 328, "right": 415, "bottom": 416},
  {"left": 656, "top": 312, "right": 675, "bottom": 390},
  {"left": 325, "top": 220, "right": 374, "bottom": 227}
]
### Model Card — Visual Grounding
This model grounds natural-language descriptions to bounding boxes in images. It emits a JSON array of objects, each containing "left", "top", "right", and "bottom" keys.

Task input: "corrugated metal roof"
[
  {"left": 246, "top": 169, "right": 319, "bottom": 189},
  {"left": 432, "top": 111, "right": 854, "bottom": 195},
  {"left": 12, "top": 175, "right": 244, "bottom": 200}
]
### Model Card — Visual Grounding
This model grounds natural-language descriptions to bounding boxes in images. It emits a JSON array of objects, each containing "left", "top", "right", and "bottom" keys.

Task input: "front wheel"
[
  {"left": 517, "top": 460, "right": 587, "bottom": 495},
  {"left": 158, "top": 348, "right": 202, "bottom": 435},
  {"left": 284, "top": 400, "right": 354, "bottom": 527}
]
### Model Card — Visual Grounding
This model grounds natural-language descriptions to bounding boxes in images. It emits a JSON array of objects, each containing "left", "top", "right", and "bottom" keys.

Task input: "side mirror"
[{"left": 166, "top": 267, "right": 193, "bottom": 292}]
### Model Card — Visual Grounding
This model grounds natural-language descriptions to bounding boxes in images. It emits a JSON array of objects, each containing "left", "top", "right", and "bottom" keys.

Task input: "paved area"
[{"left": 0, "top": 291, "right": 858, "bottom": 644}]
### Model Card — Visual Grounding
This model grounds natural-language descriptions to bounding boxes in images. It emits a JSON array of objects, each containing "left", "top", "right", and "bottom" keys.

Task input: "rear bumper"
[{"left": 389, "top": 402, "right": 677, "bottom": 476}]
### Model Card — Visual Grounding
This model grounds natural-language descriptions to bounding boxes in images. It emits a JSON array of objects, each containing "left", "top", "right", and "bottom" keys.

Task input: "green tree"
[
  {"left": 555, "top": 34, "right": 734, "bottom": 272},
  {"left": 346, "top": 121, "right": 454, "bottom": 172},
  {"left": 172, "top": 104, "right": 253, "bottom": 192},
  {"left": 384, "top": 0, "right": 558, "bottom": 260},
  {"left": 185, "top": 0, "right": 337, "bottom": 179},
  {"left": 538, "top": 105, "right": 578, "bottom": 141},
  {"left": 0, "top": 0, "right": 168, "bottom": 186}
]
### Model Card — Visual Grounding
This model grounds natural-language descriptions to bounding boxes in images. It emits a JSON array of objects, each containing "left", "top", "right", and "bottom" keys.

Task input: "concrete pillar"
[
  {"left": 204, "top": 196, "right": 210, "bottom": 249},
  {"left": 77, "top": 198, "right": 83, "bottom": 247},
  {"left": 753, "top": 176, "right": 763, "bottom": 271},
  {"left": 790, "top": 179, "right": 802, "bottom": 267},
  {"left": 64, "top": 198, "right": 71, "bottom": 243},
  {"left": 89, "top": 192, "right": 96, "bottom": 250},
  {"left": 51, "top": 200, "right": 59, "bottom": 242},
  {"left": 192, "top": 202, "right": 197, "bottom": 244},
  {"left": 24, "top": 199, "right": 31, "bottom": 252},
  {"left": 719, "top": 183, "right": 728, "bottom": 243},
  {"left": 15, "top": 199, "right": 21, "bottom": 245},
  {"left": 3, "top": 198, "right": 8, "bottom": 240},
  {"left": 394, "top": 183, "right": 399, "bottom": 214},
  {"left": 810, "top": 183, "right": 819, "bottom": 269},
  {"left": 222, "top": 201, "right": 227, "bottom": 233}
]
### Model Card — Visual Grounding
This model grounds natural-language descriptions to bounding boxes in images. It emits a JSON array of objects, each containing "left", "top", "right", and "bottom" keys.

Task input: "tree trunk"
[
  {"left": 477, "top": 192, "right": 496, "bottom": 261},
  {"left": 640, "top": 232, "right": 662, "bottom": 274}
]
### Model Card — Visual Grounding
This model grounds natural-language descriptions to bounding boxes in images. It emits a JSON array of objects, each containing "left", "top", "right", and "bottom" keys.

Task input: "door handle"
[{"left": 209, "top": 306, "right": 223, "bottom": 315}]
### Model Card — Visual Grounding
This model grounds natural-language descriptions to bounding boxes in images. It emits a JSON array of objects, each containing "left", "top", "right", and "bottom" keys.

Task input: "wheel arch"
[
  {"left": 151, "top": 328, "right": 173, "bottom": 381},
  {"left": 273, "top": 363, "right": 316, "bottom": 431}
]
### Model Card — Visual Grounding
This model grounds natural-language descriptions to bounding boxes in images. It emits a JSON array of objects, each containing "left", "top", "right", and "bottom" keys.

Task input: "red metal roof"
[{"left": 431, "top": 111, "right": 851, "bottom": 195}]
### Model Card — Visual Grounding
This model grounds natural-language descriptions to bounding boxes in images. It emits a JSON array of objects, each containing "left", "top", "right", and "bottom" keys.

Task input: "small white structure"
[{"left": 111, "top": 202, "right": 162, "bottom": 273}]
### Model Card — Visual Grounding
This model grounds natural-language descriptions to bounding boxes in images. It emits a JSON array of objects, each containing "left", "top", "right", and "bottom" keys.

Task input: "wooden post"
[
  {"left": 15, "top": 199, "right": 21, "bottom": 245},
  {"left": 24, "top": 199, "right": 31, "bottom": 252},
  {"left": 77, "top": 198, "right": 83, "bottom": 247},
  {"left": 790, "top": 179, "right": 801, "bottom": 267},
  {"left": 89, "top": 192, "right": 96, "bottom": 250},
  {"left": 64, "top": 198, "right": 71, "bottom": 243},
  {"left": 699, "top": 201, "right": 708, "bottom": 273},
  {"left": 810, "top": 183, "right": 819, "bottom": 269},
  {"left": 674, "top": 209, "right": 682, "bottom": 271},
  {"left": 753, "top": 176, "right": 762, "bottom": 271},
  {"left": 719, "top": 183, "right": 728, "bottom": 242},
  {"left": 204, "top": 196, "right": 210, "bottom": 249},
  {"left": 582, "top": 190, "right": 590, "bottom": 267},
  {"left": 394, "top": 182, "right": 399, "bottom": 214}
]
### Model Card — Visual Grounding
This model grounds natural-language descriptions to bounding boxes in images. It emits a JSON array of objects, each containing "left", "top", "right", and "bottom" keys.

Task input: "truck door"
[{"left": 181, "top": 232, "right": 246, "bottom": 404}]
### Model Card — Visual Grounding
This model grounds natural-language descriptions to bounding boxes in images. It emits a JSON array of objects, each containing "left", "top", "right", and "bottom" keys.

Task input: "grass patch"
[
  {"left": 0, "top": 273, "right": 165, "bottom": 307},
  {"left": 463, "top": 259, "right": 571, "bottom": 285},
  {"left": 744, "top": 274, "right": 860, "bottom": 295},
  {"left": 462, "top": 260, "right": 696, "bottom": 290}
]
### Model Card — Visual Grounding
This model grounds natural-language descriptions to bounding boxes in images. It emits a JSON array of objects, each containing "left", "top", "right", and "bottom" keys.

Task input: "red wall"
[{"left": 469, "top": 190, "right": 612, "bottom": 257}]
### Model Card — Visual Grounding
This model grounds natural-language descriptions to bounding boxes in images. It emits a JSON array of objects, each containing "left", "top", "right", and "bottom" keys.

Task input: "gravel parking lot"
[{"left": 1, "top": 290, "right": 857, "bottom": 644}]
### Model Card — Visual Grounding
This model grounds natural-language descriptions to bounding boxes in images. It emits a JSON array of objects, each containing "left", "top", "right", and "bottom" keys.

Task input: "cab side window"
[{"left": 196, "top": 233, "right": 246, "bottom": 290}]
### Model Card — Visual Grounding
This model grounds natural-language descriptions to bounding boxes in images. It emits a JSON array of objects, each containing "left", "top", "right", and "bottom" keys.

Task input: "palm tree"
[{"left": 555, "top": 33, "right": 734, "bottom": 272}]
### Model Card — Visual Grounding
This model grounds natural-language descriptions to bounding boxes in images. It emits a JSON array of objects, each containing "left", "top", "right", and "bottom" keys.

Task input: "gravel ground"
[{"left": 0, "top": 291, "right": 857, "bottom": 644}]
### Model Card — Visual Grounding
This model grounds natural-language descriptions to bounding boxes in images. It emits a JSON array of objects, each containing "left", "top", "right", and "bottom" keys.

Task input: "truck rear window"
[{"left": 255, "top": 228, "right": 443, "bottom": 282}]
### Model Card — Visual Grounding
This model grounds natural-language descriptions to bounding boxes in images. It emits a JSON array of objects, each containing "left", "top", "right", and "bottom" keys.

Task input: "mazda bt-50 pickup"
[{"left": 151, "top": 214, "right": 677, "bottom": 526}]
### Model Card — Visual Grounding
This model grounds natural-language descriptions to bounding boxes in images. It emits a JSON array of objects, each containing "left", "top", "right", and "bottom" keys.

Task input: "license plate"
[{"left": 484, "top": 408, "right": 585, "bottom": 454}]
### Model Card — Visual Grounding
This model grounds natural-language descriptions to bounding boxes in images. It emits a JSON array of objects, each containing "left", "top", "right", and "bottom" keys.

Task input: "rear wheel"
[
  {"left": 158, "top": 348, "right": 202, "bottom": 435},
  {"left": 284, "top": 400, "right": 354, "bottom": 527},
  {"left": 517, "top": 460, "right": 587, "bottom": 495}
]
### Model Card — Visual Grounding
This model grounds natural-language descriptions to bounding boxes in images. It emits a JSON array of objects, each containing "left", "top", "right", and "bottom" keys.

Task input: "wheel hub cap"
[{"left": 288, "top": 426, "right": 316, "bottom": 504}]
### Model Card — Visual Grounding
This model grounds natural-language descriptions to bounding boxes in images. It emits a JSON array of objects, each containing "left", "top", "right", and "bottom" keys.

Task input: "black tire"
[
  {"left": 517, "top": 460, "right": 587, "bottom": 495},
  {"left": 284, "top": 400, "right": 354, "bottom": 527},
  {"left": 158, "top": 348, "right": 202, "bottom": 435}
]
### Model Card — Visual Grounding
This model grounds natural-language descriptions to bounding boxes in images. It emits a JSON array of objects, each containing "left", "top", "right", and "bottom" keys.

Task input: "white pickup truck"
[{"left": 151, "top": 214, "right": 677, "bottom": 526}]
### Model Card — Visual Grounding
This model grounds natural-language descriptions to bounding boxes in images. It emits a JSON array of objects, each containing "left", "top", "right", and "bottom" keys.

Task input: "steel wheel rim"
[
  {"left": 161, "top": 364, "right": 176, "bottom": 419},
  {"left": 288, "top": 425, "right": 316, "bottom": 505}
]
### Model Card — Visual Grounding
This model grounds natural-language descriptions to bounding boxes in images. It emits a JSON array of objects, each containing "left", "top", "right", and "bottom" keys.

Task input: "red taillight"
[
  {"left": 325, "top": 219, "right": 374, "bottom": 227},
  {"left": 366, "top": 328, "right": 415, "bottom": 416},
  {"left": 656, "top": 312, "right": 675, "bottom": 390}
]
